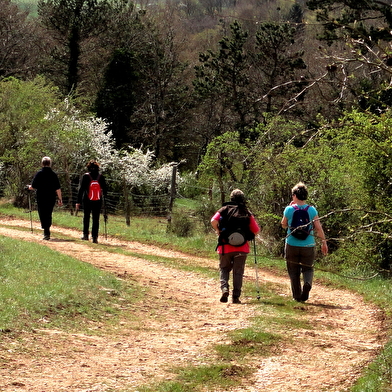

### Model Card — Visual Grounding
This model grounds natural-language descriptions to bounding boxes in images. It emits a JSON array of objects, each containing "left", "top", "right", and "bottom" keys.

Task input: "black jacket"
[{"left": 77, "top": 171, "right": 107, "bottom": 204}]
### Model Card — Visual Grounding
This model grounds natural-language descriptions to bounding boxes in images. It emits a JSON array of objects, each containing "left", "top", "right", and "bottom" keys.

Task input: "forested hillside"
[{"left": 2, "top": 0, "right": 392, "bottom": 273}]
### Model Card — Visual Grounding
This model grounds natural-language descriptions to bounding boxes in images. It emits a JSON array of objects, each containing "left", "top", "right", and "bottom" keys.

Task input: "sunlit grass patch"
[
  {"left": 214, "top": 327, "right": 281, "bottom": 361},
  {"left": 137, "top": 363, "right": 252, "bottom": 392}
]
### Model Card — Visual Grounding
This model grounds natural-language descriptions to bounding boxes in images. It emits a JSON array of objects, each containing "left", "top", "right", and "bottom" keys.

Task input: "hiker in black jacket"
[
  {"left": 76, "top": 160, "right": 107, "bottom": 244},
  {"left": 28, "top": 156, "right": 63, "bottom": 240}
]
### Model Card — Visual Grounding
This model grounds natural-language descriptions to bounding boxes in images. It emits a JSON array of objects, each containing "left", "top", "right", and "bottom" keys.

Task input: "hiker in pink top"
[{"left": 211, "top": 189, "right": 260, "bottom": 304}]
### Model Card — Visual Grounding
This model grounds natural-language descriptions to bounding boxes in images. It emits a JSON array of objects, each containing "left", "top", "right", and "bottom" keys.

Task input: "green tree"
[
  {"left": 253, "top": 21, "right": 307, "bottom": 114},
  {"left": 0, "top": 77, "right": 62, "bottom": 203},
  {"left": 193, "top": 21, "right": 254, "bottom": 143},
  {"left": 126, "top": 20, "right": 192, "bottom": 162},
  {"left": 197, "top": 131, "right": 249, "bottom": 204},
  {"left": 95, "top": 49, "right": 139, "bottom": 149},
  {"left": 37, "top": 0, "right": 120, "bottom": 94}
]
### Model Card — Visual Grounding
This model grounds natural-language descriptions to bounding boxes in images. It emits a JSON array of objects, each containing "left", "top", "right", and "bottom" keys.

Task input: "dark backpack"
[
  {"left": 290, "top": 205, "right": 311, "bottom": 240},
  {"left": 217, "top": 203, "right": 255, "bottom": 249},
  {"left": 87, "top": 173, "right": 102, "bottom": 201}
]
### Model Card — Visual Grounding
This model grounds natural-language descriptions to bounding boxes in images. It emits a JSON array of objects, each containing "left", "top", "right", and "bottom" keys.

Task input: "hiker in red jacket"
[
  {"left": 211, "top": 189, "right": 260, "bottom": 304},
  {"left": 76, "top": 160, "right": 107, "bottom": 244}
]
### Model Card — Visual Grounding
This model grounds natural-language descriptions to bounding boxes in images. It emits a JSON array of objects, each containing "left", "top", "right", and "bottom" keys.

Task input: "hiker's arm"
[
  {"left": 76, "top": 174, "right": 87, "bottom": 205},
  {"left": 211, "top": 212, "right": 221, "bottom": 235},
  {"left": 281, "top": 216, "right": 288, "bottom": 229},
  {"left": 313, "top": 217, "right": 328, "bottom": 255},
  {"left": 250, "top": 215, "right": 260, "bottom": 234},
  {"left": 56, "top": 189, "right": 63, "bottom": 206},
  {"left": 211, "top": 219, "right": 220, "bottom": 235}
]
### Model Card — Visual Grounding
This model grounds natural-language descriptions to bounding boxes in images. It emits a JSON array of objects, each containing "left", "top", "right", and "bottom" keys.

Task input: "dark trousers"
[
  {"left": 285, "top": 244, "right": 315, "bottom": 300},
  {"left": 83, "top": 200, "right": 102, "bottom": 238},
  {"left": 219, "top": 252, "right": 248, "bottom": 298},
  {"left": 37, "top": 198, "right": 56, "bottom": 235}
]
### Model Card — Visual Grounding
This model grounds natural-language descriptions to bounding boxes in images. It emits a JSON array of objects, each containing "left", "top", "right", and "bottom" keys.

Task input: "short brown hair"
[{"left": 292, "top": 182, "right": 308, "bottom": 201}]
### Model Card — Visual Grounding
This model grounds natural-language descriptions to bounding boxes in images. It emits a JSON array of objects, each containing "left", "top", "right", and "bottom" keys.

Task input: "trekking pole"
[
  {"left": 27, "top": 190, "right": 33, "bottom": 233},
  {"left": 24, "top": 186, "right": 34, "bottom": 233},
  {"left": 253, "top": 239, "right": 260, "bottom": 300},
  {"left": 103, "top": 195, "right": 108, "bottom": 240}
]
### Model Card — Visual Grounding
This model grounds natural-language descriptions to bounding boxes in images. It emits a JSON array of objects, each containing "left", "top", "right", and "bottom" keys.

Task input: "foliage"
[
  {"left": 0, "top": 0, "right": 43, "bottom": 79},
  {"left": 95, "top": 48, "right": 139, "bottom": 148},
  {"left": 254, "top": 21, "right": 307, "bottom": 113},
  {"left": 37, "top": 0, "right": 121, "bottom": 94},
  {"left": 197, "top": 131, "right": 250, "bottom": 204},
  {"left": 0, "top": 76, "right": 62, "bottom": 202},
  {"left": 306, "top": 0, "right": 392, "bottom": 113},
  {"left": 0, "top": 77, "right": 177, "bottom": 209},
  {"left": 167, "top": 210, "right": 194, "bottom": 238},
  {"left": 193, "top": 21, "right": 260, "bottom": 143}
]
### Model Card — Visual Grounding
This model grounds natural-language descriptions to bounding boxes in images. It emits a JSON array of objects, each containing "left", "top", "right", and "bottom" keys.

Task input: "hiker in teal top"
[{"left": 281, "top": 182, "right": 328, "bottom": 302}]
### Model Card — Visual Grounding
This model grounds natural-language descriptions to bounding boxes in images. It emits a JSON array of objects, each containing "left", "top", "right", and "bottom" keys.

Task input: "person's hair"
[
  {"left": 42, "top": 156, "right": 51, "bottom": 167},
  {"left": 230, "top": 189, "right": 245, "bottom": 204},
  {"left": 87, "top": 160, "right": 100, "bottom": 172},
  {"left": 292, "top": 182, "right": 308, "bottom": 201},
  {"left": 229, "top": 189, "right": 250, "bottom": 215}
]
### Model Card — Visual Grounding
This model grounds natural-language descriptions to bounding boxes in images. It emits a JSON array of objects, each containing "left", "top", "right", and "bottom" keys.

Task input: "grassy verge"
[
  {"left": 0, "top": 235, "right": 138, "bottom": 333},
  {"left": 0, "top": 202, "right": 218, "bottom": 258}
]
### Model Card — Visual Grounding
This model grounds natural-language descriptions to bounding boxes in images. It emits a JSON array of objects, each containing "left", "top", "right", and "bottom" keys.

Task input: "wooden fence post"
[{"left": 167, "top": 164, "right": 177, "bottom": 224}]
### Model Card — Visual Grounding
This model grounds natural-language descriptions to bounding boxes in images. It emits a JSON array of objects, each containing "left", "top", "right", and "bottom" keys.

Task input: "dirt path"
[{"left": 0, "top": 218, "right": 387, "bottom": 392}]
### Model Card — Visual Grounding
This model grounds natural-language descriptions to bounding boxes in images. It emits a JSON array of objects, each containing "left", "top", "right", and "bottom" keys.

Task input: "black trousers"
[
  {"left": 83, "top": 200, "right": 102, "bottom": 238},
  {"left": 37, "top": 197, "right": 56, "bottom": 235}
]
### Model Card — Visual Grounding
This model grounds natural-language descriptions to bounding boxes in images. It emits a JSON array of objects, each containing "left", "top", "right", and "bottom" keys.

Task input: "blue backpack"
[{"left": 290, "top": 205, "right": 311, "bottom": 240}]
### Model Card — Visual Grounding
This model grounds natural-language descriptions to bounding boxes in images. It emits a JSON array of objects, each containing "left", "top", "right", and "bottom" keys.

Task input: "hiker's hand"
[
  {"left": 321, "top": 240, "right": 328, "bottom": 255},
  {"left": 58, "top": 199, "right": 63, "bottom": 206},
  {"left": 75, "top": 203, "right": 80, "bottom": 211}
]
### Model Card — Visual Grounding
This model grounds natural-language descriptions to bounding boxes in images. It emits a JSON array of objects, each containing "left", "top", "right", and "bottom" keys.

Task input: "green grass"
[
  {"left": 0, "top": 235, "right": 137, "bottom": 333},
  {"left": 214, "top": 327, "right": 281, "bottom": 360},
  {"left": 136, "top": 363, "right": 253, "bottom": 392},
  {"left": 0, "top": 202, "right": 218, "bottom": 258}
]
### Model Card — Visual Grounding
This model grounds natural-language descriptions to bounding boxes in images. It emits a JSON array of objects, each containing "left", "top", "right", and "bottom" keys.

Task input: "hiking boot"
[
  {"left": 220, "top": 291, "right": 229, "bottom": 303},
  {"left": 300, "top": 282, "right": 311, "bottom": 302},
  {"left": 92, "top": 237, "right": 98, "bottom": 244},
  {"left": 232, "top": 297, "right": 241, "bottom": 304},
  {"left": 43, "top": 235, "right": 50, "bottom": 241},
  {"left": 81, "top": 235, "right": 89, "bottom": 240}
]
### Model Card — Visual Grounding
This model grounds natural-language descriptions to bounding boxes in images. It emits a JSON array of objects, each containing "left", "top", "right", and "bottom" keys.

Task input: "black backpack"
[
  {"left": 290, "top": 205, "right": 311, "bottom": 240},
  {"left": 217, "top": 202, "right": 255, "bottom": 251}
]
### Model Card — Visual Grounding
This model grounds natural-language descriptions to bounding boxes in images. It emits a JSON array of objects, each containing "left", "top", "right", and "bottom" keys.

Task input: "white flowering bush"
[{"left": 45, "top": 100, "right": 177, "bottom": 194}]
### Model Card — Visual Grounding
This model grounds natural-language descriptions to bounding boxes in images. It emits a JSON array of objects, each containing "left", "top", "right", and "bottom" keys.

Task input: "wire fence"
[{"left": 23, "top": 171, "right": 176, "bottom": 225}]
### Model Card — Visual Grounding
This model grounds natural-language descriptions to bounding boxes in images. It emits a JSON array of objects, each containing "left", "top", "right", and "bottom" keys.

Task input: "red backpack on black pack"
[{"left": 87, "top": 174, "right": 102, "bottom": 201}]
